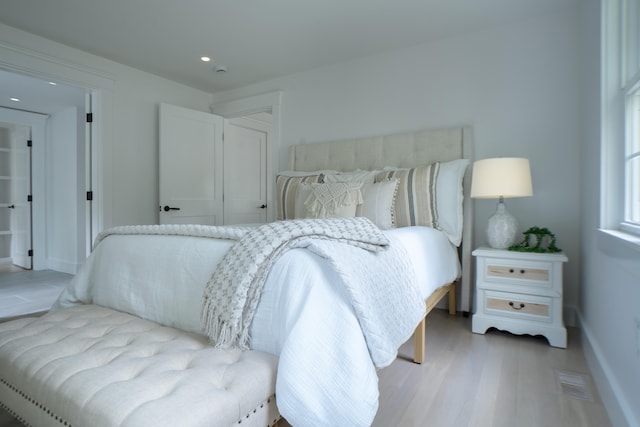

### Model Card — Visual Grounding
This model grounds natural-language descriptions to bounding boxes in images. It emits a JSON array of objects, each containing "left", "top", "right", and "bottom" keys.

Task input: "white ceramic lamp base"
[{"left": 486, "top": 200, "right": 518, "bottom": 249}]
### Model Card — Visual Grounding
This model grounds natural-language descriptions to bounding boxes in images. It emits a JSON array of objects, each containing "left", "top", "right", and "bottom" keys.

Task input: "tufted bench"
[{"left": 0, "top": 305, "right": 280, "bottom": 427}]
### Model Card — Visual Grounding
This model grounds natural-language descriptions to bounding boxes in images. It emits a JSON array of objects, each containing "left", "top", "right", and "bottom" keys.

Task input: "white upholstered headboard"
[{"left": 288, "top": 126, "right": 473, "bottom": 314}]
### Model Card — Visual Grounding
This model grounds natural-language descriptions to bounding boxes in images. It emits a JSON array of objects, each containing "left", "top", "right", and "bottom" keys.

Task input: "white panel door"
[
  {"left": 159, "top": 104, "right": 223, "bottom": 225},
  {"left": 223, "top": 117, "right": 269, "bottom": 225},
  {"left": 10, "top": 125, "right": 31, "bottom": 269}
]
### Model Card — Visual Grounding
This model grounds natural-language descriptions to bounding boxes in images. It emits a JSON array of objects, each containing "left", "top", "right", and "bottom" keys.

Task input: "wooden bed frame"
[{"left": 289, "top": 126, "right": 473, "bottom": 364}]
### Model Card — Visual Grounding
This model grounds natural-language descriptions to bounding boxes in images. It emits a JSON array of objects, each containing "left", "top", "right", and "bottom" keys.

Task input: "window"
[
  {"left": 624, "top": 89, "right": 640, "bottom": 232},
  {"left": 622, "top": 0, "right": 640, "bottom": 234}
]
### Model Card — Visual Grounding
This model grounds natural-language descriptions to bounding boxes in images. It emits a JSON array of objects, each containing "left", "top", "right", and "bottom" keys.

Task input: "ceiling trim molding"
[
  {"left": 0, "top": 41, "right": 116, "bottom": 91},
  {"left": 211, "top": 91, "right": 282, "bottom": 118}
]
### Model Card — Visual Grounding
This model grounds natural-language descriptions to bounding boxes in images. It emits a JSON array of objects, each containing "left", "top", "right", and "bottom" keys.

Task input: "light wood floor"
[{"left": 372, "top": 310, "right": 612, "bottom": 427}]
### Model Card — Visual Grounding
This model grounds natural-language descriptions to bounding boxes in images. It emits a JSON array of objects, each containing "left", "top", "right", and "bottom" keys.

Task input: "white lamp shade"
[{"left": 470, "top": 157, "right": 533, "bottom": 199}]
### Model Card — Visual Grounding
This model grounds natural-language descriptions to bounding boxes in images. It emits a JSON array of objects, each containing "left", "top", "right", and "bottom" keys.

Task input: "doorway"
[
  {"left": 212, "top": 92, "right": 281, "bottom": 224},
  {"left": 0, "top": 69, "right": 87, "bottom": 275},
  {"left": 223, "top": 112, "right": 272, "bottom": 225},
  {"left": 0, "top": 122, "right": 32, "bottom": 270}
]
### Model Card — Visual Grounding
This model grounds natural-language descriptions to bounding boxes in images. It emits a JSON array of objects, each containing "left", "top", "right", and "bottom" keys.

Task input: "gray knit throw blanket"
[{"left": 201, "top": 217, "right": 389, "bottom": 349}]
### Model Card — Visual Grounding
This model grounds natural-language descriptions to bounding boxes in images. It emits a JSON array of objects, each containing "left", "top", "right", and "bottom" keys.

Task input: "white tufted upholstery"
[
  {"left": 0, "top": 305, "right": 279, "bottom": 427},
  {"left": 289, "top": 128, "right": 468, "bottom": 172}
]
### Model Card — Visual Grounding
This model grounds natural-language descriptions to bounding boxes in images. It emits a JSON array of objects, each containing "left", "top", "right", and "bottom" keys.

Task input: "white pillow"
[
  {"left": 357, "top": 179, "right": 398, "bottom": 229},
  {"left": 436, "top": 159, "right": 469, "bottom": 246},
  {"left": 324, "top": 169, "right": 378, "bottom": 184},
  {"left": 296, "top": 182, "right": 363, "bottom": 218},
  {"left": 278, "top": 169, "right": 338, "bottom": 177},
  {"left": 294, "top": 183, "right": 313, "bottom": 219}
]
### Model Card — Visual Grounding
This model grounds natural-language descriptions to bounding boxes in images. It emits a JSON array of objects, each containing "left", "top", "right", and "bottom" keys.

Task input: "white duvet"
[{"left": 54, "top": 225, "right": 459, "bottom": 427}]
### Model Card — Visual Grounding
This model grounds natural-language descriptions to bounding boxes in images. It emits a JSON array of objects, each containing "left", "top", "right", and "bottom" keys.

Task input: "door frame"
[
  {"left": 211, "top": 92, "right": 282, "bottom": 223},
  {"left": 223, "top": 115, "right": 271, "bottom": 225},
  {"left": 0, "top": 42, "right": 115, "bottom": 267},
  {"left": 0, "top": 108, "right": 46, "bottom": 269}
]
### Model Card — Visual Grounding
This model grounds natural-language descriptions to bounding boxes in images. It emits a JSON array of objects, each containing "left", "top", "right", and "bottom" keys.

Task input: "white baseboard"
[
  {"left": 563, "top": 305, "right": 577, "bottom": 327},
  {"left": 577, "top": 311, "right": 638, "bottom": 427},
  {"left": 46, "top": 258, "right": 79, "bottom": 275}
]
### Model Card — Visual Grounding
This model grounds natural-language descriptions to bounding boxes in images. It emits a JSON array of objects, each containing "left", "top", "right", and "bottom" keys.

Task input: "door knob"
[
  {"left": 259, "top": 204, "right": 267, "bottom": 209},
  {"left": 7, "top": 205, "right": 15, "bottom": 209},
  {"left": 163, "top": 205, "right": 180, "bottom": 212}
]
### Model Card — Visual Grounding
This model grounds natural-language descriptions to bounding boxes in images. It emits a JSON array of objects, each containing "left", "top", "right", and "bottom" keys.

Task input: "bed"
[
  {"left": 284, "top": 126, "right": 473, "bottom": 363},
  {"left": 0, "top": 126, "right": 472, "bottom": 427}
]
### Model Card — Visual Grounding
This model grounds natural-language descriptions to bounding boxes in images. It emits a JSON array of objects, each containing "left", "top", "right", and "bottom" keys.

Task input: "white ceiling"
[
  {"left": 0, "top": 69, "right": 86, "bottom": 115},
  {"left": 0, "top": 0, "right": 578, "bottom": 96}
]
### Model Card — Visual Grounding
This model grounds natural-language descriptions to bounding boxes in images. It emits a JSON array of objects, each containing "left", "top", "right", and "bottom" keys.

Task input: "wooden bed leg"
[
  {"left": 448, "top": 283, "right": 456, "bottom": 315},
  {"left": 413, "top": 317, "right": 426, "bottom": 364}
]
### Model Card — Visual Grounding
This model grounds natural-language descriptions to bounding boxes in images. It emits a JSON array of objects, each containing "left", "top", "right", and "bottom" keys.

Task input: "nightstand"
[{"left": 471, "top": 247, "right": 568, "bottom": 348}]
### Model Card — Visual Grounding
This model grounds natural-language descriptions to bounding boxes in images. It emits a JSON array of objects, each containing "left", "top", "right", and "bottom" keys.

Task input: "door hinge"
[
  {"left": 27, "top": 140, "right": 32, "bottom": 147},
  {"left": 27, "top": 195, "right": 32, "bottom": 202},
  {"left": 86, "top": 113, "right": 93, "bottom": 123},
  {"left": 28, "top": 249, "right": 33, "bottom": 257},
  {"left": 86, "top": 191, "right": 93, "bottom": 201}
]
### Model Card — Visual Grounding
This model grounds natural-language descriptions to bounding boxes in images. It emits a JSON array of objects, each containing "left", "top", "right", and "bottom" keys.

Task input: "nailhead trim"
[
  {"left": 0, "top": 378, "right": 72, "bottom": 426},
  {"left": 236, "top": 394, "right": 280, "bottom": 425}
]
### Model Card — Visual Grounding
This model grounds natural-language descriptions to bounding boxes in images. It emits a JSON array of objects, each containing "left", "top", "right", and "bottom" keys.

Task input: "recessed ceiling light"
[
  {"left": 48, "top": 81, "right": 57, "bottom": 85},
  {"left": 200, "top": 56, "right": 211, "bottom": 62},
  {"left": 9, "top": 97, "right": 20, "bottom": 102}
]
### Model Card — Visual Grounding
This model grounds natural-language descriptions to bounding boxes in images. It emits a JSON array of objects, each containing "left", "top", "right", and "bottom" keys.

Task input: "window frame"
[
  {"left": 622, "top": 0, "right": 640, "bottom": 231},
  {"left": 601, "top": 0, "right": 640, "bottom": 248}
]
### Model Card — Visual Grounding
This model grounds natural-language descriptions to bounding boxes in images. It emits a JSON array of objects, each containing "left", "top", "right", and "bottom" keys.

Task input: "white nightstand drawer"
[
  {"left": 472, "top": 248, "right": 568, "bottom": 347},
  {"left": 483, "top": 290, "right": 552, "bottom": 322},
  {"left": 483, "top": 257, "right": 553, "bottom": 289}
]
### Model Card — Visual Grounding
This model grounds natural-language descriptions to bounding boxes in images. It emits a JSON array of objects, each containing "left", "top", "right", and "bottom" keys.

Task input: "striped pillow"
[
  {"left": 276, "top": 174, "right": 324, "bottom": 220},
  {"left": 374, "top": 162, "right": 440, "bottom": 228}
]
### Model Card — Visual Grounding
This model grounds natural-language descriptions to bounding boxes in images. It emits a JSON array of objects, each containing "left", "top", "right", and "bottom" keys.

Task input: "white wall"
[
  {"left": 579, "top": 1, "right": 640, "bottom": 426},
  {"left": 0, "top": 23, "right": 213, "bottom": 232},
  {"left": 212, "top": 6, "right": 582, "bottom": 318}
]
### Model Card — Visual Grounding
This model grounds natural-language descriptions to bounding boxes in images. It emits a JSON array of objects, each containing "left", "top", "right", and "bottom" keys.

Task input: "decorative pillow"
[
  {"left": 298, "top": 182, "right": 363, "bottom": 218},
  {"left": 277, "top": 169, "right": 338, "bottom": 177},
  {"left": 436, "top": 159, "right": 470, "bottom": 246},
  {"left": 375, "top": 163, "right": 440, "bottom": 229},
  {"left": 323, "top": 169, "right": 378, "bottom": 184},
  {"left": 294, "top": 183, "right": 313, "bottom": 219},
  {"left": 276, "top": 174, "right": 324, "bottom": 220},
  {"left": 356, "top": 179, "right": 398, "bottom": 230}
]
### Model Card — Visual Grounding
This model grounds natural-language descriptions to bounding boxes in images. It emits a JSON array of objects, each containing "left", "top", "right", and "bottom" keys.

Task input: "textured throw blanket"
[
  {"left": 200, "top": 217, "right": 390, "bottom": 350},
  {"left": 92, "top": 223, "right": 253, "bottom": 248}
]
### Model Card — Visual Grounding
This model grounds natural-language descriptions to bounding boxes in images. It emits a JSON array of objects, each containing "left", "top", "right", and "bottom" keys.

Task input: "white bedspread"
[{"left": 54, "top": 224, "right": 459, "bottom": 427}]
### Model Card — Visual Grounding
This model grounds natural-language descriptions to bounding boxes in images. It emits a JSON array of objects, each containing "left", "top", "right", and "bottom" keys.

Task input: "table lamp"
[{"left": 470, "top": 157, "right": 533, "bottom": 249}]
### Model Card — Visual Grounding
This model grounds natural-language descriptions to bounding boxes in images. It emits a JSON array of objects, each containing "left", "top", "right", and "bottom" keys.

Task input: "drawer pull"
[
  {"left": 487, "top": 265, "right": 550, "bottom": 281},
  {"left": 509, "top": 301, "right": 525, "bottom": 310}
]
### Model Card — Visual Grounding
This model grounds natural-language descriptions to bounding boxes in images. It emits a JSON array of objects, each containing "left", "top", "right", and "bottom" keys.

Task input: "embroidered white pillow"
[
  {"left": 357, "top": 179, "right": 398, "bottom": 229},
  {"left": 297, "top": 182, "right": 363, "bottom": 218}
]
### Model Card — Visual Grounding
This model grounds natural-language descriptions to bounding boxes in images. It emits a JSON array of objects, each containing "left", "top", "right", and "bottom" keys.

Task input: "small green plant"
[{"left": 509, "top": 226, "right": 561, "bottom": 253}]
